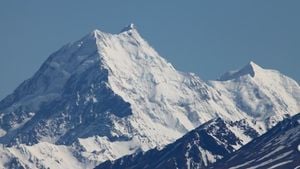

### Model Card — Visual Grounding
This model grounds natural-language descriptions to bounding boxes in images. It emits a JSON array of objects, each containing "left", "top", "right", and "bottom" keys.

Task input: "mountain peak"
[
  {"left": 219, "top": 61, "right": 264, "bottom": 81},
  {"left": 120, "top": 23, "right": 136, "bottom": 33},
  {"left": 89, "top": 23, "right": 138, "bottom": 39},
  {"left": 242, "top": 61, "right": 264, "bottom": 75},
  {"left": 248, "top": 61, "right": 262, "bottom": 70}
]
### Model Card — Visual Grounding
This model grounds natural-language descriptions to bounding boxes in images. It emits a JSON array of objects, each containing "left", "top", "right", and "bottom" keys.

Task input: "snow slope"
[
  {"left": 0, "top": 142, "right": 87, "bottom": 169},
  {"left": 0, "top": 24, "right": 299, "bottom": 168}
]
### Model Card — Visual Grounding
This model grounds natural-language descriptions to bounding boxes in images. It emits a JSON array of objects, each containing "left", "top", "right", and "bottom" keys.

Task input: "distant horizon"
[{"left": 1, "top": 1, "right": 299, "bottom": 99}]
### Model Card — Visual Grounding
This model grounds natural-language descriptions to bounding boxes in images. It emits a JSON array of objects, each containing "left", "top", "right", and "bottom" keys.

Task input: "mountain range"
[
  {"left": 95, "top": 113, "right": 300, "bottom": 169},
  {"left": 0, "top": 24, "right": 299, "bottom": 169}
]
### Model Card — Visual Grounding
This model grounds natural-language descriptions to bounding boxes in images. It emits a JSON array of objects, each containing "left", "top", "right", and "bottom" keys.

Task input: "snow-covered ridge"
[
  {"left": 210, "top": 62, "right": 300, "bottom": 124},
  {"left": 210, "top": 113, "right": 300, "bottom": 169},
  {"left": 0, "top": 24, "right": 299, "bottom": 168},
  {"left": 95, "top": 117, "right": 262, "bottom": 169}
]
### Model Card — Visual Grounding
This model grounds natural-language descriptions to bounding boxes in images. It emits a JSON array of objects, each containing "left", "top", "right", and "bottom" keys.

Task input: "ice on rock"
[{"left": 210, "top": 113, "right": 300, "bottom": 169}]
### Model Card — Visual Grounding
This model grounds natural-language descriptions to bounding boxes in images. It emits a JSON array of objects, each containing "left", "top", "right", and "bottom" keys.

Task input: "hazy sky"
[{"left": 0, "top": 1, "right": 299, "bottom": 99}]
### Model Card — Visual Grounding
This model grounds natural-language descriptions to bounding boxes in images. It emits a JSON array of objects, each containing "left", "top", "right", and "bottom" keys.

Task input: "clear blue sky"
[{"left": 0, "top": 1, "right": 299, "bottom": 99}]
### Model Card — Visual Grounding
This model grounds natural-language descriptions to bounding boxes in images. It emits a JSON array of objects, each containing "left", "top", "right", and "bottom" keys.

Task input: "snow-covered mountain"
[
  {"left": 0, "top": 24, "right": 226, "bottom": 146},
  {"left": 0, "top": 24, "right": 299, "bottom": 168},
  {"left": 209, "top": 113, "right": 300, "bottom": 169},
  {"left": 210, "top": 61, "right": 300, "bottom": 128},
  {"left": 95, "top": 117, "right": 260, "bottom": 169}
]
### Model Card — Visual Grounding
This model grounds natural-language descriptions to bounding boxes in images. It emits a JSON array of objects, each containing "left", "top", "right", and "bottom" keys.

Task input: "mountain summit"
[
  {"left": 211, "top": 61, "right": 300, "bottom": 124},
  {"left": 0, "top": 25, "right": 234, "bottom": 164},
  {"left": 219, "top": 61, "right": 265, "bottom": 81},
  {"left": 0, "top": 25, "right": 299, "bottom": 168},
  {"left": 120, "top": 23, "right": 136, "bottom": 33}
]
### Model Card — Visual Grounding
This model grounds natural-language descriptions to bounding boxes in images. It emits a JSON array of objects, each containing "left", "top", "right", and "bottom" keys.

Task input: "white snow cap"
[
  {"left": 219, "top": 61, "right": 263, "bottom": 81},
  {"left": 248, "top": 61, "right": 263, "bottom": 71},
  {"left": 120, "top": 23, "right": 136, "bottom": 33}
]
